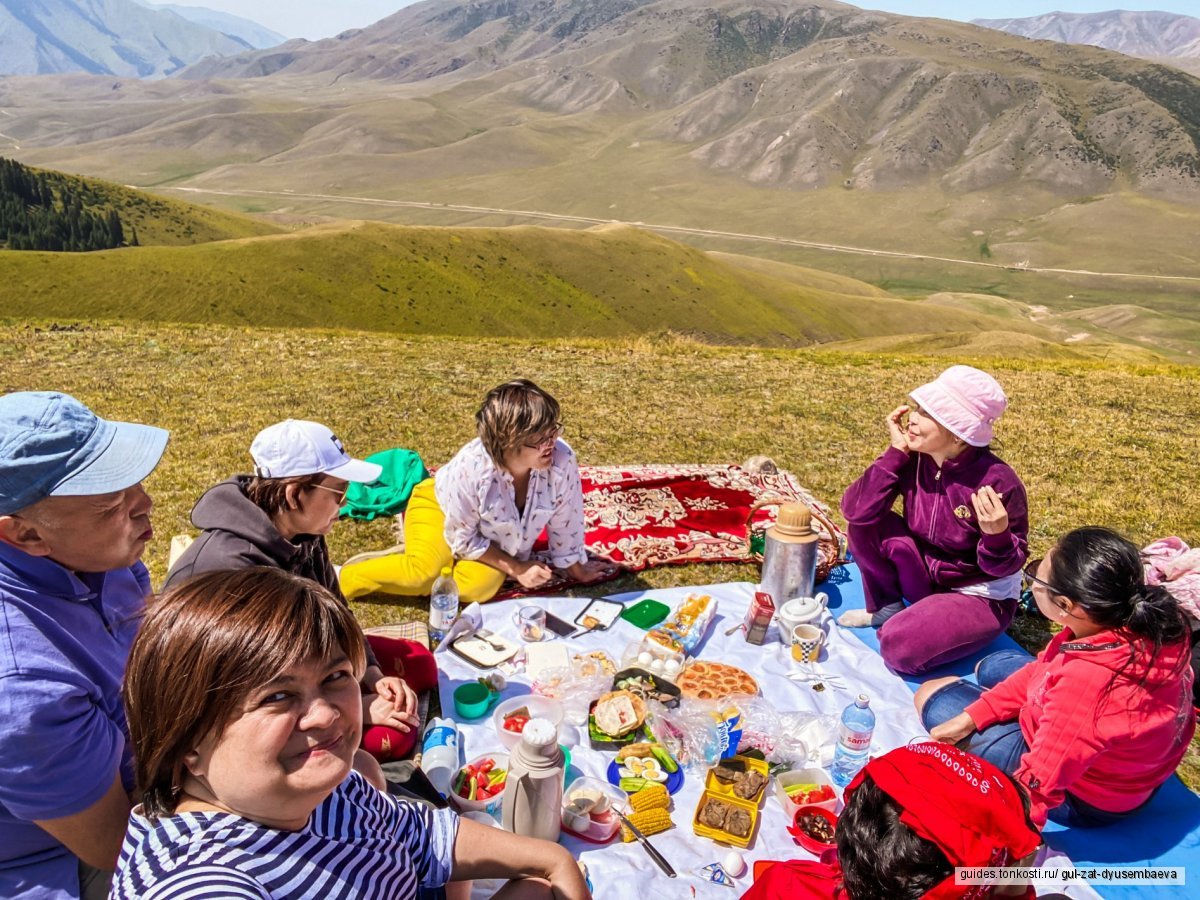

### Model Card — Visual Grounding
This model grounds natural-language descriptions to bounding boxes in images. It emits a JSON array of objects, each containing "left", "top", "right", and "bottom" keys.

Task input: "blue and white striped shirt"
[{"left": 109, "top": 773, "right": 458, "bottom": 899}]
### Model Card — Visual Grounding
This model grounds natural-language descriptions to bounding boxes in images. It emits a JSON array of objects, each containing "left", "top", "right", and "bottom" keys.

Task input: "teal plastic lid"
[{"left": 620, "top": 598, "right": 670, "bottom": 629}]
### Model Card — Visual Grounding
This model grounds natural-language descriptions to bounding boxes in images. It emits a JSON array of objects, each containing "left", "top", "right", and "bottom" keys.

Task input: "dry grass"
[{"left": 3, "top": 320, "right": 1198, "bottom": 785}]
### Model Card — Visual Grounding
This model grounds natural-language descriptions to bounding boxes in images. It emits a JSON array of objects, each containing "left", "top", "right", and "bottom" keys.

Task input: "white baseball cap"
[{"left": 249, "top": 420, "right": 382, "bottom": 483}]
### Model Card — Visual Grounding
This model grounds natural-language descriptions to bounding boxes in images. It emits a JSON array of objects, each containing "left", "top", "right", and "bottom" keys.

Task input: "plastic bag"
[
  {"left": 648, "top": 695, "right": 834, "bottom": 771},
  {"left": 531, "top": 660, "right": 612, "bottom": 727}
]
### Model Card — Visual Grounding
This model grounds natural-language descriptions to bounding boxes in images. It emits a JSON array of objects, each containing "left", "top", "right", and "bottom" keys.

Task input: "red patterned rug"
[{"left": 494, "top": 464, "right": 844, "bottom": 600}]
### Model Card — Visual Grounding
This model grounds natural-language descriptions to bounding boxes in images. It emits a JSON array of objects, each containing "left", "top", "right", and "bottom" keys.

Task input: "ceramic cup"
[
  {"left": 777, "top": 592, "right": 830, "bottom": 635},
  {"left": 513, "top": 605, "right": 547, "bottom": 642},
  {"left": 791, "top": 623, "right": 824, "bottom": 663}
]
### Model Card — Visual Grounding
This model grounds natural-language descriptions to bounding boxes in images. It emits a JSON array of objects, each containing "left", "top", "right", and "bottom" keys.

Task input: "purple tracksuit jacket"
[{"left": 842, "top": 445, "right": 1029, "bottom": 589}]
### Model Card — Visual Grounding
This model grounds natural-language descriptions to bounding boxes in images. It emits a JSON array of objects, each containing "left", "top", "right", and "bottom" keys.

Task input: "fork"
[{"left": 476, "top": 629, "right": 506, "bottom": 652}]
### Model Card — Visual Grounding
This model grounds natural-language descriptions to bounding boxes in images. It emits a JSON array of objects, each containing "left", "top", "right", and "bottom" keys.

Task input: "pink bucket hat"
[{"left": 910, "top": 366, "right": 1006, "bottom": 448}]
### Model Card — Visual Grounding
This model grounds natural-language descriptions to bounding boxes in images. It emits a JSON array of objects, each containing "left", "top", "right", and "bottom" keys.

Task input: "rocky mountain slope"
[
  {"left": 135, "top": 1, "right": 286, "bottom": 49},
  {"left": 5, "top": 0, "right": 1200, "bottom": 288},
  {"left": 0, "top": 0, "right": 262, "bottom": 77},
  {"left": 170, "top": 0, "right": 1200, "bottom": 195},
  {"left": 973, "top": 10, "right": 1200, "bottom": 65}
]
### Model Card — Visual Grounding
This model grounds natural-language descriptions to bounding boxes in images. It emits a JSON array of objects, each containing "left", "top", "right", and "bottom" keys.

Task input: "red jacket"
[{"left": 965, "top": 627, "right": 1195, "bottom": 825}]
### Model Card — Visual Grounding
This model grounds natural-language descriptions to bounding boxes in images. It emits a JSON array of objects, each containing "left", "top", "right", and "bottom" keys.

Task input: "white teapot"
[{"left": 777, "top": 592, "right": 829, "bottom": 635}]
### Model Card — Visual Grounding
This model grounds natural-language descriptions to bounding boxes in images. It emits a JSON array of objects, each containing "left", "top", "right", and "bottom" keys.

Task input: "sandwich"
[{"left": 592, "top": 689, "right": 647, "bottom": 737}]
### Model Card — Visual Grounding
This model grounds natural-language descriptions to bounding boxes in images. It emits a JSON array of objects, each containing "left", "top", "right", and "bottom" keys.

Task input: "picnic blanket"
[
  {"left": 435, "top": 575, "right": 1189, "bottom": 899},
  {"left": 494, "top": 463, "right": 843, "bottom": 600}
]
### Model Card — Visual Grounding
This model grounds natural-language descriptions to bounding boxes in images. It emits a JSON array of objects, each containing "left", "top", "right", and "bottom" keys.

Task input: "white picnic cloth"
[{"left": 435, "top": 581, "right": 1098, "bottom": 899}]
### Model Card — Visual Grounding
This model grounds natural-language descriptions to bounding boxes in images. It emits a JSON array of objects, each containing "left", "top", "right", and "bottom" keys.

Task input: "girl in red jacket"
[{"left": 916, "top": 527, "right": 1195, "bottom": 827}]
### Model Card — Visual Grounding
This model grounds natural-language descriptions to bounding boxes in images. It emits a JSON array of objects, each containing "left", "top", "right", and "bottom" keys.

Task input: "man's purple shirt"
[{"left": 0, "top": 541, "right": 147, "bottom": 899}]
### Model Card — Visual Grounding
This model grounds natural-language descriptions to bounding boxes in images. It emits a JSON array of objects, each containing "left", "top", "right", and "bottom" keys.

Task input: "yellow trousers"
[{"left": 339, "top": 478, "right": 506, "bottom": 603}]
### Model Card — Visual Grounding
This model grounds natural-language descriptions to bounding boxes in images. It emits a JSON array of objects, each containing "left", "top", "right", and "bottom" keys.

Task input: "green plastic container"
[{"left": 619, "top": 598, "right": 670, "bottom": 629}]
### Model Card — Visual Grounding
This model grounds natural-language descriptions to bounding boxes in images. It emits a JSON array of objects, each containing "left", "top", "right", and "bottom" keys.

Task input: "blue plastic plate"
[{"left": 607, "top": 759, "right": 684, "bottom": 796}]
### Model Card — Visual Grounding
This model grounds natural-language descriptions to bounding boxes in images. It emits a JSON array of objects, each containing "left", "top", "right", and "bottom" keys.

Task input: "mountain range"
[
  {"left": 973, "top": 9, "right": 1200, "bottom": 76},
  {"left": 134, "top": 2, "right": 286, "bottom": 50},
  {"left": 0, "top": 0, "right": 283, "bottom": 77},
  {"left": 4, "top": 0, "right": 1200, "bottom": 297},
  {"left": 147, "top": 0, "right": 1200, "bottom": 196}
]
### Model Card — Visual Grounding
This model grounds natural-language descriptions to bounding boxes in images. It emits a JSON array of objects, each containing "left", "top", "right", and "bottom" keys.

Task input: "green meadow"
[{"left": 4, "top": 316, "right": 1199, "bottom": 784}]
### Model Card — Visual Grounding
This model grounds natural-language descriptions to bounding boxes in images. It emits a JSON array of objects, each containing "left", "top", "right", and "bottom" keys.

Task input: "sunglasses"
[
  {"left": 311, "top": 481, "right": 350, "bottom": 503},
  {"left": 523, "top": 422, "right": 565, "bottom": 450}
]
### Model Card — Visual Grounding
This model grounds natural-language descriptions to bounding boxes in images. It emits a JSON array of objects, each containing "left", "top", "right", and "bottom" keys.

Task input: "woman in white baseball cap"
[{"left": 165, "top": 421, "right": 438, "bottom": 764}]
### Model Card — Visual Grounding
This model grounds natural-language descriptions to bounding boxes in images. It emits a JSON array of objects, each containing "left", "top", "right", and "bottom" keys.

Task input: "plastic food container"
[
  {"left": 651, "top": 592, "right": 718, "bottom": 655},
  {"left": 448, "top": 752, "right": 508, "bottom": 817},
  {"left": 620, "top": 598, "right": 670, "bottom": 630},
  {"left": 492, "top": 695, "right": 564, "bottom": 750},
  {"left": 775, "top": 767, "right": 839, "bottom": 819},
  {"left": 705, "top": 755, "right": 770, "bottom": 806},
  {"left": 561, "top": 776, "right": 626, "bottom": 843},
  {"left": 692, "top": 789, "right": 760, "bottom": 849},
  {"left": 789, "top": 805, "right": 838, "bottom": 856},
  {"left": 611, "top": 667, "right": 682, "bottom": 708},
  {"left": 620, "top": 636, "right": 686, "bottom": 680}
]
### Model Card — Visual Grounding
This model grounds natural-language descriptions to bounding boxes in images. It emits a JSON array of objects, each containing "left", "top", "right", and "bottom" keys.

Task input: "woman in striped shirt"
[{"left": 112, "top": 567, "right": 590, "bottom": 899}]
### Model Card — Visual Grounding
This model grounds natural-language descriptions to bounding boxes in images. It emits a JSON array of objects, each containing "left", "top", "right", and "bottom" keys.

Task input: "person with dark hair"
[
  {"left": 916, "top": 526, "right": 1196, "bottom": 827},
  {"left": 112, "top": 568, "right": 591, "bottom": 900},
  {"left": 166, "top": 420, "right": 435, "bottom": 762},
  {"left": 340, "top": 379, "right": 608, "bottom": 602},
  {"left": 741, "top": 743, "right": 1042, "bottom": 900},
  {"left": 838, "top": 366, "right": 1029, "bottom": 675}
]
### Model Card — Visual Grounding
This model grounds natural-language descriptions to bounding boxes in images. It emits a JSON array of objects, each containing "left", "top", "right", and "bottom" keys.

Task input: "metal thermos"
[{"left": 760, "top": 502, "right": 820, "bottom": 604}]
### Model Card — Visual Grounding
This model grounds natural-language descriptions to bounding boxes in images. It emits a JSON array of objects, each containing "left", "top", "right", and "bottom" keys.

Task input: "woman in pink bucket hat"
[{"left": 838, "top": 365, "right": 1029, "bottom": 675}]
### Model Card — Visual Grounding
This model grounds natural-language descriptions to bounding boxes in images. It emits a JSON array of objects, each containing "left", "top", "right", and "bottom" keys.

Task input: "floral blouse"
[{"left": 434, "top": 438, "right": 588, "bottom": 569}]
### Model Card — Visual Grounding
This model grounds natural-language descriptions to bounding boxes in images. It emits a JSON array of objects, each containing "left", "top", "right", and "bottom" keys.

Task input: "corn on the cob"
[
  {"left": 629, "top": 783, "right": 670, "bottom": 813},
  {"left": 621, "top": 807, "right": 672, "bottom": 842}
]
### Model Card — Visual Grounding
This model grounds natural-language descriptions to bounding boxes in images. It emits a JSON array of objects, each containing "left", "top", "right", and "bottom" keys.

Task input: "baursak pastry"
[{"left": 676, "top": 661, "right": 759, "bottom": 700}]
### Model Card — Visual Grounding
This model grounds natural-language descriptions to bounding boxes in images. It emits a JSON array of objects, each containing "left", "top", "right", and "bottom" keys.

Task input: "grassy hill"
[
  {"left": 1, "top": 219, "right": 1085, "bottom": 347},
  {"left": 2, "top": 162, "right": 280, "bottom": 246}
]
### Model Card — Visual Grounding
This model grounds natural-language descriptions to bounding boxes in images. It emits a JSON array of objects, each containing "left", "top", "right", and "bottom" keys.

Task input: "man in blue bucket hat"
[{"left": 0, "top": 392, "right": 168, "bottom": 900}]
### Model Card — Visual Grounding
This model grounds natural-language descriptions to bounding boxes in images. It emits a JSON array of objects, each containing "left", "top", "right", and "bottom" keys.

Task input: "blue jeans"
[
  {"left": 921, "top": 649, "right": 1032, "bottom": 773},
  {"left": 920, "top": 649, "right": 1148, "bottom": 828}
]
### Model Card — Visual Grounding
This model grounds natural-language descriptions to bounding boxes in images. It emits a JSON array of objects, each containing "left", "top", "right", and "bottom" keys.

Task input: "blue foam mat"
[{"left": 825, "top": 561, "right": 1197, "bottom": 899}]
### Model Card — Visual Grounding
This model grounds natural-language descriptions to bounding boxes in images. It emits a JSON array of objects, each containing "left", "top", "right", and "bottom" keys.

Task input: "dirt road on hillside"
[{"left": 168, "top": 186, "right": 1200, "bottom": 285}]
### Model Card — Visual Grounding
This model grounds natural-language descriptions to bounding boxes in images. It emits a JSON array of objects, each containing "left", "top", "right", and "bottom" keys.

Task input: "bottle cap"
[
  {"left": 441, "top": 566, "right": 453, "bottom": 577},
  {"left": 520, "top": 717, "right": 558, "bottom": 749},
  {"left": 768, "top": 503, "right": 820, "bottom": 543},
  {"left": 855, "top": 693, "right": 870, "bottom": 707}
]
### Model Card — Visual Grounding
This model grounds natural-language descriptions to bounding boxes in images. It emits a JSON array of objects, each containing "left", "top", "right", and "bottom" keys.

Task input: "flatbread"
[
  {"left": 593, "top": 689, "right": 647, "bottom": 737},
  {"left": 676, "top": 661, "right": 759, "bottom": 700}
]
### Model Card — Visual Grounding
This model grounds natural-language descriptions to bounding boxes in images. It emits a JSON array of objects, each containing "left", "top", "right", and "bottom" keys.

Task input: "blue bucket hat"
[{"left": 0, "top": 392, "right": 169, "bottom": 516}]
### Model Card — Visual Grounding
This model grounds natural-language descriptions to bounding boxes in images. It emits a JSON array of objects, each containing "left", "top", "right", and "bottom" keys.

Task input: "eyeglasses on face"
[
  {"left": 310, "top": 481, "right": 350, "bottom": 503},
  {"left": 1023, "top": 557, "right": 1061, "bottom": 595},
  {"left": 523, "top": 422, "right": 565, "bottom": 450}
]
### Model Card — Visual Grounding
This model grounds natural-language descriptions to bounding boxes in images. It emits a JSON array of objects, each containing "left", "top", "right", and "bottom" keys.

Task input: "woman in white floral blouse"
[{"left": 340, "top": 380, "right": 609, "bottom": 602}]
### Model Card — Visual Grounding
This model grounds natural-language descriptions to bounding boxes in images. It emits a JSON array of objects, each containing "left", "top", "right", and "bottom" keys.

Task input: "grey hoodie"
[{"left": 163, "top": 476, "right": 377, "bottom": 666}]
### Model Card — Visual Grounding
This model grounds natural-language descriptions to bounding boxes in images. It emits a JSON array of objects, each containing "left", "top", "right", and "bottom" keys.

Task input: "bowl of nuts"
[{"left": 788, "top": 804, "right": 838, "bottom": 856}]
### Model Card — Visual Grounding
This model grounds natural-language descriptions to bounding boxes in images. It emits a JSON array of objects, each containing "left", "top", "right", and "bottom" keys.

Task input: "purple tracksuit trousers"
[{"left": 842, "top": 446, "right": 1028, "bottom": 676}]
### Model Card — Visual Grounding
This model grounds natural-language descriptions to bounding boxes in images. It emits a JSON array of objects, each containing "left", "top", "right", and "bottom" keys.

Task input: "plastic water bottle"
[
  {"left": 421, "top": 717, "right": 461, "bottom": 798},
  {"left": 831, "top": 694, "right": 875, "bottom": 787},
  {"left": 429, "top": 566, "right": 459, "bottom": 644}
]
